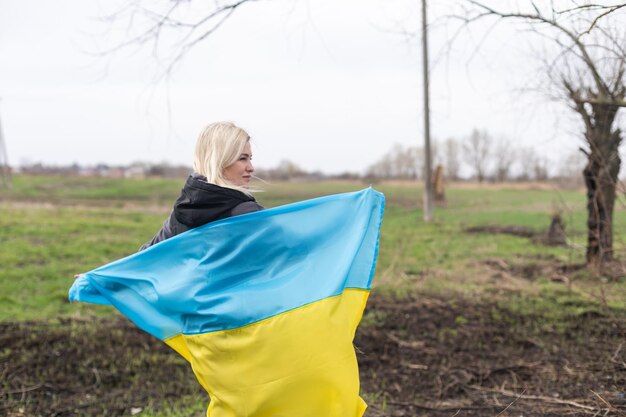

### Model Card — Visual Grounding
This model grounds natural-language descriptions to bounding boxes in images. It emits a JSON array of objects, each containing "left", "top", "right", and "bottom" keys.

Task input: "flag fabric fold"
[{"left": 69, "top": 187, "right": 385, "bottom": 417}]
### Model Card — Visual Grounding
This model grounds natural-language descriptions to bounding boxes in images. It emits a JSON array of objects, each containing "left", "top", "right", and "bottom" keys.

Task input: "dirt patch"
[
  {"left": 358, "top": 295, "right": 625, "bottom": 416},
  {"left": 2, "top": 295, "right": 625, "bottom": 417},
  {"left": 0, "top": 318, "right": 205, "bottom": 417},
  {"left": 464, "top": 222, "right": 574, "bottom": 248},
  {"left": 481, "top": 255, "right": 626, "bottom": 283},
  {"left": 482, "top": 255, "right": 572, "bottom": 282},
  {"left": 465, "top": 225, "right": 537, "bottom": 239}
]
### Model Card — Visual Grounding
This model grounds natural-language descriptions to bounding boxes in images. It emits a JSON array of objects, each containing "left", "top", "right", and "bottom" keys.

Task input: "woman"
[
  {"left": 140, "top": 121, "right": 263, "bottom": 251},
  {"left": 70, "top": 125, "right": 383, "bottom": 415}
]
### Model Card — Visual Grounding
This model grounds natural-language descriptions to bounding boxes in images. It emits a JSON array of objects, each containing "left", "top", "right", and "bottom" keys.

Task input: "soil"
[
  {"left": 1, "top": 294, "right": 624, "bottom": 417},
  {"left": 464, "top": 225, "right": 537, "bottom": 239},
  {"left": 360, "top": 295, "right": 625, "bottom": 416}
]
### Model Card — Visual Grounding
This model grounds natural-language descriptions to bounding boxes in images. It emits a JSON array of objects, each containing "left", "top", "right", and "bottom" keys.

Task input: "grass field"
[
  {"left": 1, "top": 175, "right": 624, "bottom": 321},
  {"left": 1, "top": 175, "right": 625, "bottom": 416}
]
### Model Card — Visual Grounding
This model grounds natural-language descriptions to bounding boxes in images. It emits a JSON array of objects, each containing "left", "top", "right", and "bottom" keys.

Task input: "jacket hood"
[{"left": 173, "top": 174, "right": 256, "bottom": 228}]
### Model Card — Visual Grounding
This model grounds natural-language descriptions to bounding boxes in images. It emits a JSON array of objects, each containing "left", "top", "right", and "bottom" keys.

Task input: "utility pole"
[
  {"left": 0, "top": 99, "right": 12, "bottom": 189},
  {"left": 421, "top": 0, "right": 433, "bottom": 222}
]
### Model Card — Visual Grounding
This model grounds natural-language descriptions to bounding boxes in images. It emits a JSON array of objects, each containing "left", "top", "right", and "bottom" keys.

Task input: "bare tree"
[
  {"left": 456, "top": 1, "right": 626, "bottom": 265},
  {"left": 463, "top": 128, "right": 492, "bottom": 183},
  {"left": 516, "top": 146, "right": 550, "bottom": 181},
  {"left": 366, "top": 144, "right": 422, "bottom": 180},
  {"left": 558, "top": 148, "right": 587, "bottom": 187},
  {"left": 516, "top": 147, "right": 535, "bottom": 181},
  {"left": 493, "top": 136, "right": 515, "bottom": 182},
  {"left": 365, "top": 154, "right": 394, "bottom": 180},
  {"left": 393, "top": 144, "right": 421, "bottom": 179},
  {"left": 443, "top": 138, "right": 461, "bottom": 181},
  {"left": 255, "top": 159, "right": 309, "bottom": 180},
  {"left": 532, "top": 156, "right": 550, "bottom": 182}
]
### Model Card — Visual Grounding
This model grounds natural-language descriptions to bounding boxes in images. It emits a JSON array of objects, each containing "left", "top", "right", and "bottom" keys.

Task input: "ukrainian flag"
[{"left": 69, "top": 187, "right": 385, "bottom": 417}]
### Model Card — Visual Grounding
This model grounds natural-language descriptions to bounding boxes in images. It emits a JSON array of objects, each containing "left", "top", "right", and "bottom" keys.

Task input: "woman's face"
[{"left": 223, "top": 142, "right": 254, "bottom": 188}]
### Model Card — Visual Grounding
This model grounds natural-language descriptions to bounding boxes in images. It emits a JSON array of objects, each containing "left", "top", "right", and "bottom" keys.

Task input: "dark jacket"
[{"left": 139, "top": 173, "right": 263, "bottom": 251}]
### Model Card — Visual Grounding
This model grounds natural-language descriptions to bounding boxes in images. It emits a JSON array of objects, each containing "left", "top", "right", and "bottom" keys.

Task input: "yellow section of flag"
[{"left": 165, "top": 289, "right": 369, "bottom": 417}]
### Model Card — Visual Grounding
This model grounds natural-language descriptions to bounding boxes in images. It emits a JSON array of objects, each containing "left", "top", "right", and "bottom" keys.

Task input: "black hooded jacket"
[{"left": 139, "top": 174, "right": 263, "bottom": 251}]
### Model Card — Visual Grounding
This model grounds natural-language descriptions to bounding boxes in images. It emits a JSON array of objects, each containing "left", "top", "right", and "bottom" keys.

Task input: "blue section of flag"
[{"left": 69, "top": 188, "right": 385, "bottom": 341}]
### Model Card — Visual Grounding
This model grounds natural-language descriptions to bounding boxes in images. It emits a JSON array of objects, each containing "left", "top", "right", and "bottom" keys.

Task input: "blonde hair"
[{"left": 193, "top": 121, "right": 252, "bottom": 194}]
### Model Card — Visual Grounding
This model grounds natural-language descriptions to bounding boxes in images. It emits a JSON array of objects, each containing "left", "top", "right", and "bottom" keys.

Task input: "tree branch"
[
  {"left": 579, "top": 4, "right": 626, "bottom": 37},
  {"left": 563, "top": 79, "right": 594, "bottom": 132},
  {"left": 93, "top": 0, "right": 262, "bottom": 78},
  {"left": 466, "top": 0, "right": 613, "bottom": 98}
]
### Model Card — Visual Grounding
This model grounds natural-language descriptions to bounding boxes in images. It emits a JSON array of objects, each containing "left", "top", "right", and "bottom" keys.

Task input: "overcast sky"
[{"left": 1, "top": 0, "right": 622, "bottom": 175}]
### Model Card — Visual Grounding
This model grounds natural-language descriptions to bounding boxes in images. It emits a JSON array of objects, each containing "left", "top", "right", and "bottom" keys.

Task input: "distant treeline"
[
  {"left": 13, "top": 161, "right": 361, "bottom": 182},
  {"left": 365, "top": 129, "right": 597, "bottom": 186},
  {"left": 15, "top": 162, "right": 191, "bottom": 179},
  {"left": 13, "top": 128, "right": 619, "bottom": 186}
]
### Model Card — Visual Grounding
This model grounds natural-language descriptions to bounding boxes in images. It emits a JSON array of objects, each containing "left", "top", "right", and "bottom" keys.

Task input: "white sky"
[{"left": 1, "top": 0, "right": 623, "bottom": 175}]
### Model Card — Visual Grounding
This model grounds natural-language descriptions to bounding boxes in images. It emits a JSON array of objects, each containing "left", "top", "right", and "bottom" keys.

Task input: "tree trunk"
[{"left": 583, "top": 105, "right": 622, "bottom": 265}]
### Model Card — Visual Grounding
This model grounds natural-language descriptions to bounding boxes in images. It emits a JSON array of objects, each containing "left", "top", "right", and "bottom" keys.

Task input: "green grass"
[
  {"left": 3, "top": 174, "right": 183, "bottom": 205},
  {"left": 0, "top": 204, "right": 167, "bottom": 319},
  {"left": 1, "top": 175, "right": 625, "bottom": 321},
  {"left": 135, "top": 395, "right": 206, "bottom": 417}
]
